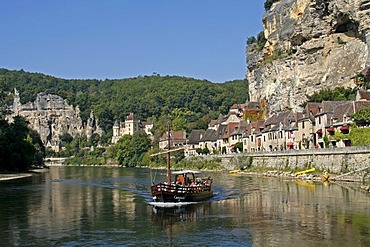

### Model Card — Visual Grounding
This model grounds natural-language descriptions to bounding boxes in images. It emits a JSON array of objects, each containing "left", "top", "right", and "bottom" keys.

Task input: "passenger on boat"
[
  {"left": 176, "top": 175, "right": 185, "bottom": 186},
  {"left": 185, "top": 176, "right": 191, "bottom": 185}
]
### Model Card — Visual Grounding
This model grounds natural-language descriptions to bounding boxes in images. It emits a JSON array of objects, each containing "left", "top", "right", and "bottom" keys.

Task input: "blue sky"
[{"left": 0, "top": 1, "right": 265, "bottom": 83}]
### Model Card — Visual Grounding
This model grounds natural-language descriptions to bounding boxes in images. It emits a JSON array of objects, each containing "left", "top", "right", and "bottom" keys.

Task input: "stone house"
[
  {"left": 198, "top": 129, "right": 218, "bottom": 153},
  {"left": 229, "top": 103, "right": 245, "bottom": 118},
  {"left": 158, "top": 130, "right": 187, "bottom": 150},
  {"left": 141, "top": 120, "right": 154, "bottom": 139},
  {"left": 219, "top": 113, "right": 241, "bottom": 154},
  {"left": 242, "top": 119, "right": 265, "bottom": 152},
  {"left": 184, "top": 130, "right": 204, "bottom": 156},
  {"left": 257, "top": 111, "right": 294, "bottom": 151},
  {"left": 180, "top": 93, "right": 370, "bottom": 156},
  {"left": 215, "top": 98, "right": 370, "bottom": 153},
  {"left": 314, "top": 101, "right": 370, "bottom": 148},
  {"left": 229, "top": 120, "right": 248, "bottom": 152}
]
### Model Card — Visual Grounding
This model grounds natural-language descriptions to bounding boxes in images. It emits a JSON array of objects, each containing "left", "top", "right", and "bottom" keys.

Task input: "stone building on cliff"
[
  {"left": 6, "top": 89, "right": 103, "bottom": 152},
  {"left": 111, "top": 113, "right": 153, "bottom": 144}
]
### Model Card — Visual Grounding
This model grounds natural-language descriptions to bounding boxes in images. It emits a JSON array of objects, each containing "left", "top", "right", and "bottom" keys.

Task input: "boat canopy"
[{"left": 172, "top": 170, "right": 202, "bottom": 175}]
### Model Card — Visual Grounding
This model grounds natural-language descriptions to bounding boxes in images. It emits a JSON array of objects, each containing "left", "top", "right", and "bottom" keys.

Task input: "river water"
[{"left": 1, "top": 166, "right": 370, "bottom": 246}]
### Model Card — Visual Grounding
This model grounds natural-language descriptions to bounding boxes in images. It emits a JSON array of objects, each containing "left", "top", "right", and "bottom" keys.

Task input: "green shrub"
[{"left": 264, "top": 0, "right": 281, "bottom": 11}]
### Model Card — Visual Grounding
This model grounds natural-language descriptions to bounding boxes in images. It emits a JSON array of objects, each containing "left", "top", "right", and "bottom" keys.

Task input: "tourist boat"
[{"left": 150, "top": 127, "right": 213, "bottom": 203}]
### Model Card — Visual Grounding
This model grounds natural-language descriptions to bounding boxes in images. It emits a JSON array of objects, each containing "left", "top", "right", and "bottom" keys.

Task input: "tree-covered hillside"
[{"left": 0, "top": 68, "right": 248, "bottom": 134}]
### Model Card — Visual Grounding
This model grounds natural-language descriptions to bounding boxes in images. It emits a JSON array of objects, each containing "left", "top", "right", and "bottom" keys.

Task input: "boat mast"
[{"left": 167, "top": 124, "right": 171, "bottom": 185}]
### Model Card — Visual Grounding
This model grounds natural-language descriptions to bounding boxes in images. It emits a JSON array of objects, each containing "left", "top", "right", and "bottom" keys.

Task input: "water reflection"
[
  {"left": 152, "top": 203, "right": 211, "bottom": 226},
  {"left": 151, "top": 203, "right": 211, "bottom": 247},
  {"left": 1, "top": 167, "right": 370, "bottom": 246}
]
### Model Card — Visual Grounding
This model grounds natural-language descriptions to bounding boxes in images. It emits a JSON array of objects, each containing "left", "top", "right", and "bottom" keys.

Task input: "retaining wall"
[{"left": 193, "top": 147, "right": 370, "bottom": 174}]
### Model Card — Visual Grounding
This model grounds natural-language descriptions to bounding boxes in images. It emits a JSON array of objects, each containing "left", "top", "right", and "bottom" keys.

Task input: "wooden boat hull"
[{"left": 151, "top": 183, "right": 213, "bottom": 203}]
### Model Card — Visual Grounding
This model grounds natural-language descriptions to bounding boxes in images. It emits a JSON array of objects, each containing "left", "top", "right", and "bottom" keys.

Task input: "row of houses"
[{"left": 158, "top": 90, "right": 370, "bottom": 156}]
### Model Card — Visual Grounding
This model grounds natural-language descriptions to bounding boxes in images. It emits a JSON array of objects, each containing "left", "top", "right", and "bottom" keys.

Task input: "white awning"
[{"left": 172, "top": 170, "right": 202, "bottom": 175}]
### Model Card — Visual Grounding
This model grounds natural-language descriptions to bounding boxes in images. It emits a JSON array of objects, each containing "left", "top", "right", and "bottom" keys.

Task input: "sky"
[{"left": 0, "top": 1, "right": 265, "bottom": 83}]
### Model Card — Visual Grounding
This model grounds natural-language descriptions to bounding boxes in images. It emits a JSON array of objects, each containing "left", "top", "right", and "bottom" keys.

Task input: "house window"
[
  {"left": 319, "top": 117, "right": 321, "bottom": 125},
  {"left": 302, "top": 121, "right": 305, "bottom": 129}
]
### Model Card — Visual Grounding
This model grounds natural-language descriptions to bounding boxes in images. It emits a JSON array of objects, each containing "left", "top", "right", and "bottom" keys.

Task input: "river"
[{"left": 1, "top": 166, "right": 369, "bottom": 246}]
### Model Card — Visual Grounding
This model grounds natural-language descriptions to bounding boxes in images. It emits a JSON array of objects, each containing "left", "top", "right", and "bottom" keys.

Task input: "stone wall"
[{"left": 197, "top": 146, "right": 370, "bottom": 174}]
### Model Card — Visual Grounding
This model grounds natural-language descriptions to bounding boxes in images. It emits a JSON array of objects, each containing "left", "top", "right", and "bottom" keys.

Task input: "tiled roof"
[
  {"left": 360, "top": 65, "right": 370, "bottom": 76},
  {"left": 332, "top": 102, "right": 354, "bottom": 120},
  {"left": 200, "top": 129, "right": 218, "bottom": 142},
  {"left": 209, "top": 119, "right": 218, "bottom": 127},
  {"left": 245, "top": 119, "right": 265, "bottom": 135},
  {"left": 355, "top": 101, "right": 370, "bottom": 111},
  {"left": 358, "top": 90, "right": 370, "bottom": 100},
  {"left": 305, "top": 102, "right": 321, "bottom": 115},
  {"left": 263, "top": 111, "right": 294, "bottom": 130},
  {"left": 320, "top": 101, "right": 351, "bottom": 114},
  {"left": 230, "top": 103, "right": 246, "bottom": 110},
  {"left": 222, "top": 122, "right": 240, "bottom": 138},
  {"left": 160, "top": 130, "right": 186, "bottom": 141},
  {"left": 187, "top": 130, "right": 204, "bottom": 144},
  {"left": 142, "top": 120, "right": 153, "bottom": 125},
  {"left": 245, "top": 101, "right": 260, "bottom": 110},
  {"left": 126, "top": 112, "right": 136, "bottom": 120}
]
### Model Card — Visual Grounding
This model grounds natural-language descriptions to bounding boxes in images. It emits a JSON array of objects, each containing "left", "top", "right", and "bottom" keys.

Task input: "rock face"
[
  {"left": 7, "top": 89, "right": 103, "bottom": 151},
  {"left": 247, "top": 0, "right": 370, "bottom": 114}
]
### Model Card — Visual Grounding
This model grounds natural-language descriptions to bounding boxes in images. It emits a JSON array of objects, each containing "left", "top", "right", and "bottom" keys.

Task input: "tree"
[
  {"left": 115, "top": 131, "right": 152, "bottom": 167},
  {"left": 301, "top": 87, "right": 357, "bottom": 107},
  {"left": 235, "top": 142, "right": 243, "bottom": 153},
  {"left": 247, "top": 36, "right": 257, "bottom": 45},
  {"left": 351, "top": 107, "right": 370, "bottom": 122},
  {"left": 0, "top": 116, "right": 43, "bottom": 171},
  {"left": 60, "top": 133, "right": 73, "bottom": 144},
  {"left": 90, "top": 133, "right": 101, "bottom": 147},
  {"left": 348, "top": 128, "right": 370, "bottom": 146}
]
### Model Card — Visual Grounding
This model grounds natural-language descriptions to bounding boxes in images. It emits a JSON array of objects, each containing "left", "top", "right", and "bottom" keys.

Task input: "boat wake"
[
  {"left": 148, "top": 201, "right": 199, "bottom": 208},
  {"left": 51, "top": 179, "right": 151, "bottom": 199}
]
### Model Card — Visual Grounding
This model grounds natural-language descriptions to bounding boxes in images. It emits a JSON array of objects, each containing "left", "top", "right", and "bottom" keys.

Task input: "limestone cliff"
[
  {"left": 247, "top": 0, "right": 370, "bottom": 114},
  {"left": 7, "top": 89, "right": 103, "bottom": 151}
]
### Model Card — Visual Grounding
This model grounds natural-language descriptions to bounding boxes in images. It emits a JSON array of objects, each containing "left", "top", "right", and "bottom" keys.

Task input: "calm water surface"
[{"left": 1, "top": 166, "right": 370, "bottom": 246}]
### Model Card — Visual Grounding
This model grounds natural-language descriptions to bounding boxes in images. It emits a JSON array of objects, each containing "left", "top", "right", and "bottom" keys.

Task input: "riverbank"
[
  {"left": 233, "top": 169, "right": 370, "bottom": 193},
  {"left": 0, "top": 169, "right": 49, "bottom": 182},
  {"left": 0, "top": 173, "right": 33, "bottom": 181}
]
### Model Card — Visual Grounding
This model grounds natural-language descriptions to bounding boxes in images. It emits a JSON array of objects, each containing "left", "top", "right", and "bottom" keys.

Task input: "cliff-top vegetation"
[{"left": 264, "top": 0, "right": 281, "bottom": 11}]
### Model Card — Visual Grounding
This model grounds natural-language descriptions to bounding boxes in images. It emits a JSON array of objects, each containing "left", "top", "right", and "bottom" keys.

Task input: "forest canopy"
[{"left": 0, "top": 68, "right": 249, "bottom": 134}]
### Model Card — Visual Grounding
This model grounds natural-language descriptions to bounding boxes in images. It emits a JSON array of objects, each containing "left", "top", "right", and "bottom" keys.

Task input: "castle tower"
[
  {"left": 124, "top": 112, "right": 139, "bottom": 135},
  {"left": 12, "top": 88, "right": 21, "bottom": 115},
  {"left": 112, "top": 120, "right": 120, "bottom": 144}
]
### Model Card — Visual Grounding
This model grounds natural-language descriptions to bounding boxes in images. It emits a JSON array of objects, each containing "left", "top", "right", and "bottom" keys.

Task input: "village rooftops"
[{"left": 187, "top": 130, "right": 205, "bottom": 145}]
